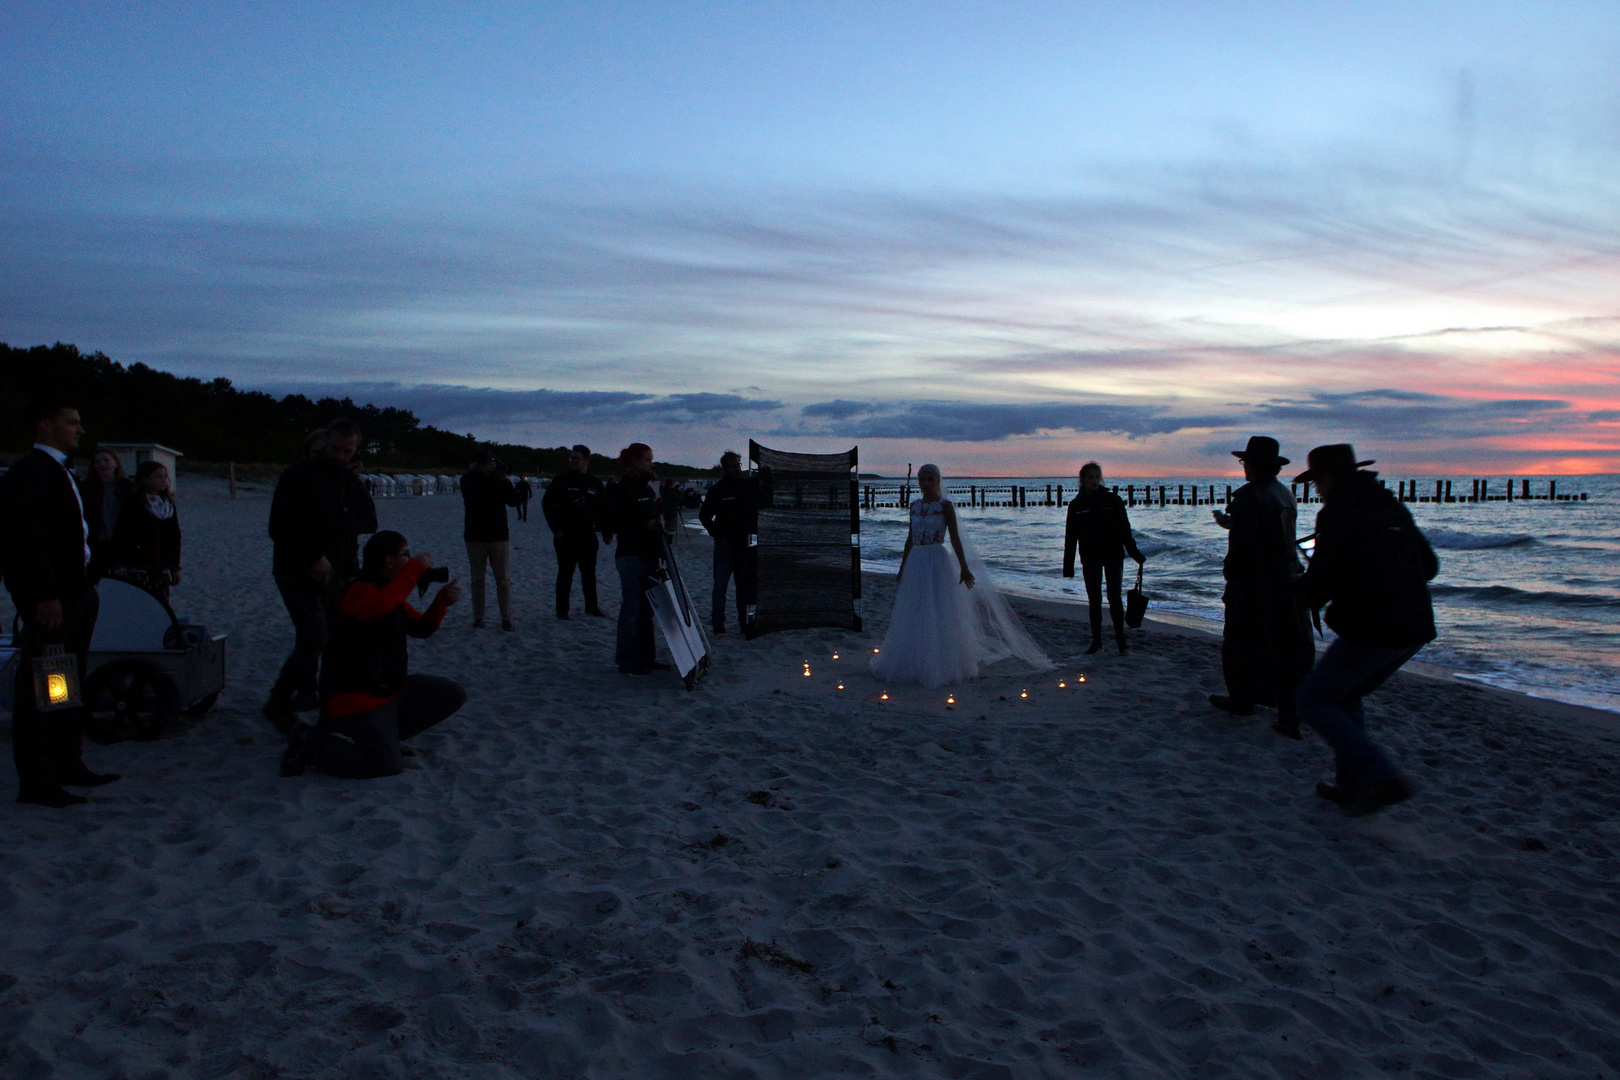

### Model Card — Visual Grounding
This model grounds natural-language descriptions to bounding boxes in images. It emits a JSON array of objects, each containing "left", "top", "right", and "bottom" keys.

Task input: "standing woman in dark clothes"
[
  {"left": 110, "top": 460, "right": 182, "bottom": 601},
  {"left": 80, "top": 448, "right": 134, "bottom": 578},
  {"left": 605, "top": 443, "right": 666, "bottom": 675},
  {"left": 1062, "top": 461, "right": 1146, "bottom": 654}
]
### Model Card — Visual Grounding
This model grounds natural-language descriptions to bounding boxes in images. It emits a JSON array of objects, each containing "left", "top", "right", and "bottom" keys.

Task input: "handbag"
[{"left": 1124, "top": 562, "right": 1149, "bottom": 629}]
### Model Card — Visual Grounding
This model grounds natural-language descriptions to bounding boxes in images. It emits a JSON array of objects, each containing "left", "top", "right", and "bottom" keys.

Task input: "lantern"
[
  {"left": 32, "top": 644, "right": 81, "bottom": 712},
  {"left": 831, "top": 652, "right": 840, "bottom": 660},
  {"left": 946, "top": 694, "right": 956, "bottom": 709},
  {"left": 879, "top": 691, "right": 889, "bottom": 701},
  {"left": 1019, "top": 689, "right": 1028, "bottom": 699}
]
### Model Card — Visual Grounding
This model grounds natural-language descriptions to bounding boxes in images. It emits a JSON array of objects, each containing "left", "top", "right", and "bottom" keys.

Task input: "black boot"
[
  {"left": 1085, "top": 638, "right": 1103, "bottom": 655},
  {"left": 1116, "top": 630, "right": 1129, "bottom": 654}
]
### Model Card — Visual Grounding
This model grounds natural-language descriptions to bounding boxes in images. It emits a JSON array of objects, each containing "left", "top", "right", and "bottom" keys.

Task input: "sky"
[{"left": 3, "top": 1, "right": 1619, "bottom": 475}]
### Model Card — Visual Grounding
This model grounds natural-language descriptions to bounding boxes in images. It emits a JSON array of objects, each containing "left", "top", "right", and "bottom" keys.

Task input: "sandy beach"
[{"left": 2, "top": 481, "right": 1618, "bottom": 1079}]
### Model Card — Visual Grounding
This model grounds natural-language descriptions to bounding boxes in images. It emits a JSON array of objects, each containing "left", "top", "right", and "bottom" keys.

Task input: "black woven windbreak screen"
[{"left": 746, "top": 441, "right": 861, "bottom": 637}]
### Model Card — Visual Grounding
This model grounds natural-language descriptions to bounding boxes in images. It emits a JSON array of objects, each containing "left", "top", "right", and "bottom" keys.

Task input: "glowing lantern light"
[
  {"left": 1019, "top": 689, "right": 1028, "bottom": 699},
  {"left": 1058, "top": 681, "right": 1066, "bottom": 689},
  {"left": 32, "top": 644, "right": 81, "bottom": 712},
  {"left": 1078, "top": 675, "right": 1086, "bottom": 683},
  {"left": 836, "top": 682, "right": 845, "bottom": 690},
  {"left": 880, "top": 692, "right": 889, "bottom": 701},
  {"left": 831, "top": 652, "right": 840, "bottom": 660},
  {"left": 946, "top": 694, "right": 956, "bottom": 709}
]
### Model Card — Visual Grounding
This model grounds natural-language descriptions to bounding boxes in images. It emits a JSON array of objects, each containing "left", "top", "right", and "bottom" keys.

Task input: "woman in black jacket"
[
  {"left": 80, "top": 447, "right": 134, "bottom": 578},
  {"left": 1062, "top": 461, "right": 1146, "bottom": 653},
  {"left": 110, "top": 460, "right": 182, "bottom": 600},
  {"left": 606, "top": 443, "right": 666, "bottom": 675}
]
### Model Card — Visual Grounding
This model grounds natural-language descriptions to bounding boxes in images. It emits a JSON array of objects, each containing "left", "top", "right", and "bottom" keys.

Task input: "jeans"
[
  {"left": 11, "top": 589, "right": 98, "bottom": 792},
  {"left": 1081, "top": 556, "right": 1125, "bottom": 640},
  {"left": 1296, "top": 638, "right": 1421, "bottom": 788},
  {"left": 272, "top": 574, "right": 343, "bottom": 704},
  {"left": 711, "top": 537, "right": 753, "bottom": 633},
  {"left": 615, "top": 555, "right": 657, "bottom": 672},
  {"left": 554, "top": 532, "right": 600, "bottom": 616},
  {"left": 308, "top": 674, "right": 466, "bottom": 779},
  {"left": 465, "top": 540, "right": 512, "bottom": 624}
]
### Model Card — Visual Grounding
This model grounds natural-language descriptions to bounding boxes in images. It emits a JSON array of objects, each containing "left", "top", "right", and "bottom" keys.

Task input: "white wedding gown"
[{"left": 872, "top": 498, "right": 1052, "bottom": 687}]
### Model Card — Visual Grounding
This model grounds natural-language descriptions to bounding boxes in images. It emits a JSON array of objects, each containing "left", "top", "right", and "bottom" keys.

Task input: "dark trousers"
[
  {"left": 1081, "top": 556, "right": 1125, "bottom": 640},
  {"left": 1221, "top": 584, "right": 1314, "bottom": 719},
  {"left": 272, "top": 574, "right": 342, "bottom": 704},
  {"left": 308, "top": 674, "right": 466, "bottom": 779},
  {"left": 554, "top": 532, "right": 600, "bottom": 615},
  {"left": 11, "top": 589, "right": 98, "bottom": 793},
  {"left": 516, "top": 499, "right": 529, "bottom": 522},
  {"left": 1297, "top": 639, "right": 1420, "bottom": 788},
  {"left": 711, "top": 537, "right": 753, "bottom": 633},
  {"left": 615, "top": 555, "right": 657, "bottom": 672}
]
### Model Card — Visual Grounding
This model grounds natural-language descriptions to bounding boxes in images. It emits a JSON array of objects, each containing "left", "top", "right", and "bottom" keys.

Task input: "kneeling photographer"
[{"left": 283, "top": 531, "right": 465, "bottom": 779}]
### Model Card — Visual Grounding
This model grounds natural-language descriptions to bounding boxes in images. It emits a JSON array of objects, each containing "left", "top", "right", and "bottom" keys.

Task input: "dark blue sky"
[{"left": 4, "top": 2, "right": 1618, "bottom": 472}]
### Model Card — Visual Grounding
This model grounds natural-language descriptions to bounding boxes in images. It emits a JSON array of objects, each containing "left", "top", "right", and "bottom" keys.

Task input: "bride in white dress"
[{"left": 871, "top": 464, "right": 1052, "bottom": 687}]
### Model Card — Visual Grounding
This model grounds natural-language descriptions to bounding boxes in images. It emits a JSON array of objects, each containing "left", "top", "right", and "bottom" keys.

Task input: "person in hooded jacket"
[
  {"left": 282, "top": 530, "right": 465, "bottom": 779},
  {"left": 1294, "top": 444, "right": 1438, "bottom": 815},
  {"left": 1062, "top": 461, "right": 1146, "bottom": 654}
]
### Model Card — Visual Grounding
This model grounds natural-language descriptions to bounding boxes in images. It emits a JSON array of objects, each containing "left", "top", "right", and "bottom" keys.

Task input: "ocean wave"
[
  {"left": 1430, "top": 584, "right": 1620, "bottom": 609},
  {"left": 1423, "top": 527, "right": 1535, "bottom": 550}
]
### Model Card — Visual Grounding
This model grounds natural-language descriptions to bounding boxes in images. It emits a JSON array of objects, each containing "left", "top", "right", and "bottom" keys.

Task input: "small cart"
[{"left": 1, "top": 577, "right": 227, "bottom": 742}]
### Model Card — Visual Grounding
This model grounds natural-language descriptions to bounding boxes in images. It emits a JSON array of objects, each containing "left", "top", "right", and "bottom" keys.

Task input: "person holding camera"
[{"left": 281, "top": 531, "right": 466, "bottom": 779}]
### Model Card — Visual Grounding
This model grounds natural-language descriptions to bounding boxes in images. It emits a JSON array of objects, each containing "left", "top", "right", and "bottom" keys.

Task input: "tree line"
[{"left": 0, "top": 343, "right": 714, "bottom": 477}]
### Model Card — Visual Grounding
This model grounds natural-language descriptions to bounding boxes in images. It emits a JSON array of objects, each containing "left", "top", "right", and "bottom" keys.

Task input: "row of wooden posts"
[{"left": 861, "top": 478, "right": 1588, "bottom": 510}]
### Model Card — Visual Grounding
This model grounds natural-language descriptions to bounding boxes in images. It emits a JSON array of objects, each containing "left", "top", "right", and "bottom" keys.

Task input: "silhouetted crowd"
[{"left": 2, "top": 397, "right": 1436, "bottom": 817}]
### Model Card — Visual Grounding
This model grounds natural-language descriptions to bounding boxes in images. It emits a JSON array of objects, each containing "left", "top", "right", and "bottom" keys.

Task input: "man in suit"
[{"left": 0, "top": 395, "right": 121, "bottom": 807}]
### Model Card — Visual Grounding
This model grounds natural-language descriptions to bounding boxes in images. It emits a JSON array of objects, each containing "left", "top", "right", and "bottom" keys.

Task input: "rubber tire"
[{"left": 84, "top": 661, "right": 175, "bottom": 744}]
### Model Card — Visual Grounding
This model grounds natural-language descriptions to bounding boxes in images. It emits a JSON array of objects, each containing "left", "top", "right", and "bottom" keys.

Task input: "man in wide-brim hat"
[
  {"left": 1209, "top": 436, "right": 1314, "bottom": 737},
  {"left": 1293, "top": 444, "right": 1439, "bottom": 815}
]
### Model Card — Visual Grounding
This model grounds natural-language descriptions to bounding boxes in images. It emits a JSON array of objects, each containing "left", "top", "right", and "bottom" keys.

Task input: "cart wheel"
[
  {"left": 84, "top": 661, "right": 174, "bottom": 743},
  {"left": 183, "top": 691, "right": 220, "bottom": 717}
]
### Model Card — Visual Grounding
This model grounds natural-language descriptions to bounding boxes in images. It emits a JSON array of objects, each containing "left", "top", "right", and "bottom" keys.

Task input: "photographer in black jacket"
[
  {"left": 1062, "top": 461, "right": 1146, "bottom": 654},
  {"left": 1295, "top": 444, "right": 1438, "bottom": 815},
  {"left": 699, "top": 450, "right": 757, "bottom": 635},
  {"left": 283, "top": 531, "right": 465, "bottom": 779},
  {"left": 542, "top": 444, "right": 606, "bottom": 620},
  {"left": 265, "top": 418, "right": 377, "bottom": 728}
]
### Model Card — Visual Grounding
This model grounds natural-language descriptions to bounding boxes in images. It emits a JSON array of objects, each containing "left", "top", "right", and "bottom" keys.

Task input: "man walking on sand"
[
  {"left": 0, "top": 395, "right": 121, "bottom": 806},
  {"left": 1295, "top": 444, "right": 1439, "bottom": 815},
  {"left": 460, "top": 449, "right": 520, "bottom": 631},
  {"left": 265, "top": 418, "right": 377, "bottom": 730}
]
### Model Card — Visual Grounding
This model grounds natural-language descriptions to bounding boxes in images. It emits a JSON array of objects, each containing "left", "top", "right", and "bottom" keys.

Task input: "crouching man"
[{"left": 282, "top": 531, "right": 465, "bottom": 778}]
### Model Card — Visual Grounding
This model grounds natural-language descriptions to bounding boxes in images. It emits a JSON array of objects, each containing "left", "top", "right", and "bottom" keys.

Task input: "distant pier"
[{"left": 859, "top": 478, "right": 1590, "bottom": 510}]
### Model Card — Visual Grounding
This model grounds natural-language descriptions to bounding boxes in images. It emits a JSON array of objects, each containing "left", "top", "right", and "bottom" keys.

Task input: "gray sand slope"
[{"left": 2, "top": 487, "right": 1617, "bottom": 1078}]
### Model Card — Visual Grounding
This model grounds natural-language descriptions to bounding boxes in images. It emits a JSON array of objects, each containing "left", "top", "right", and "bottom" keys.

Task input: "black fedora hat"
[
  {"left": 1293, "top": 444, "right": 1374, "bottom": 484},
  {"left": 1232, "top": 435, "right": 1289, "bottom": 467}
]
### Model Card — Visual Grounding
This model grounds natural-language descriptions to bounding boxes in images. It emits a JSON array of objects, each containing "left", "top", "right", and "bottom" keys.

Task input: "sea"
[{"left": 855, "top": 474, "right": 1620, "bottom": 715}]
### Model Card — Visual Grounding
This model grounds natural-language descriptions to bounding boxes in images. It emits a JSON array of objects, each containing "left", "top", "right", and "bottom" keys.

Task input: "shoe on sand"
[
  {"left": 18, "top": 785, "right": 87, "bottom": 807},
  {"left": 1316, "top": 777, "right": 1411, "bottom": 815},
  {"left": 1209, "top": 694, "right": 1256, "bottom": 717}
]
